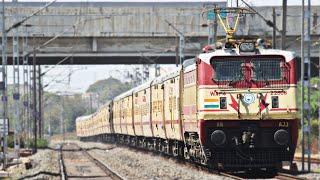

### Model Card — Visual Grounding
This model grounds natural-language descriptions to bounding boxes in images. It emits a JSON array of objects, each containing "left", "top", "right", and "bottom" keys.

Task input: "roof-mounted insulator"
[{"left": 202, "top": 45, "right": 214, "bottom": 53}]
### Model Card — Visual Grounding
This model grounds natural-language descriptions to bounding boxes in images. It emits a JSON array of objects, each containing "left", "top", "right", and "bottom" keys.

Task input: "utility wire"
[
  {"left": 24, "top": 16, "right": 110, "bottom": 58},
  {"left": 40, "top": 55, "right": 73, "bottom": 76},
  {"left": 41, "top": 1, "right": 88, "bottom": 89},
  {"left": 164, "top": 19, "right": 184, "bottom": 36},
  {"left": 239, "top": 0, "right": 320, "bottom": 50},
  {"left": 239, "top": 0, "right": 281, "bottom": 33},
  {"left": 5, "top": 0, "right": 57, "bottom": 33}
]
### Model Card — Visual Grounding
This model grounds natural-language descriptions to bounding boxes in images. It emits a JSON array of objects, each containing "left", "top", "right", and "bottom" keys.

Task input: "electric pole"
[
  {"left": 142, "top": 64, "right": 149, "bottom": 83},
  {"left": 1, "top": 0, "right": 8, "bottom": 170},
  {"left": 301, "top": 0, "right": 312, "bottom": 172},
  {"left": 155, "top": 64, "right": 160, "bottom": 77},
  {"left": 272, "top": 7, "right": 277, "bottom": 49},
  {"left": 60, "top": 95, "right": 65, "bottom": 142},
  {"left": 318, "top": 45, "right": 320, "bottom": 161},
  {"left": 306, "top": 0, "right": 312, "bottom": 172},
  {"left": 164, "top": 19, "right": 185, "bottom": 65},
  {"left": 29, "top": 64, "right": 33, "bottom": 144},
  {"left": 32, "top": 36, "right": 37, "bottom": 153},
  {"left": 22, "top": 25, "right": 30, "bottom": 144},
  {"left": 12, "top": 0, "right": 21, "bottom": 157},
  {"left": 301, "top": 0, "right": 305, "bottom": 172},
  {"left": 205, "top": 3, "right": 217, "bottom": 45},
  {"left": 281, "top": 0, "right": 287, "bottom": 50},
  {"left": 38, "top": 65, "right": 42, "bottom": 139}
]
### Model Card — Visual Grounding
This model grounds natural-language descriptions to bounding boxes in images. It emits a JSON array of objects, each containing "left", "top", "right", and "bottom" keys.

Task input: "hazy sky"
[{"left": 6, "top": 0, "right": 320, "bottom": 93}]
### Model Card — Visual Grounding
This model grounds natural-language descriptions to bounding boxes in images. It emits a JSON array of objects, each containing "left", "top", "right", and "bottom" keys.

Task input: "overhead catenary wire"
[
  {"left": 41, "top": 1, "right": 88, "bottom": 88},
  {"left": 229, "top": 0, "right": 320, "bottom": 49},
  {"left": 43, "top": 66, "right": 88, "bottom": 89},
  {"left": 0, "top": 0, "right": 58, "bottom": 169},
  {"left": 25, "top": 0, "right": 89, "bottom": 145},
  {"left": 5, "top": 0, "right": 57, "bottom": 33},
  {"left": 239, "top": 0, "right": 281, "bottom": 33},
  {"left": 39, "top": 0, "right": 90, "bottom": 79},
  {"left": 24, "top": 16, "right": 111, "bottom": 58},
  {"left": 239, "top": 0, "right": 320, "bottom": 49}
]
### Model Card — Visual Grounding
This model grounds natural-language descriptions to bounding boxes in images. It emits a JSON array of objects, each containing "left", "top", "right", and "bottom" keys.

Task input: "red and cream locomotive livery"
[
  {"left": 194, "top": 43, "right": 298, "bottom": 170},
  {"left": 76, "top": 7, "right": 298, "bottom": 172},
  {"left": 76, "top": 42, "right": 298, "bottom": 171}
]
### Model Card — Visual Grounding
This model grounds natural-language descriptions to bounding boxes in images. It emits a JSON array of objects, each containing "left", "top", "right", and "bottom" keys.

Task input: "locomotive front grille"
[
  {"left": 214, "top": 148, "right": 293, "bottom": 168},
  {"left": 202, "top": 120, "right": 297, "bottom": 168},
  {"left": 204, "top": 120, "right": 294, "bottom": 148}
]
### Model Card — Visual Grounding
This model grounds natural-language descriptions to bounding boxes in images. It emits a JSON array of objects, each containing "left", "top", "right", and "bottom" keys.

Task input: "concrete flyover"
[{"left": 1, "top": 1, "right": 320, "bottom": 67}]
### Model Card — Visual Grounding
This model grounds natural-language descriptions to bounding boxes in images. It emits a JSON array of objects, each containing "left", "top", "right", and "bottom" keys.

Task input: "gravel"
[
  {"left": 64, "top": 141, "right": 223, "bottom": 180},
  {"left": 74, "top": 141, "right": 320, "bottom": 180},
  {"left": 86, "top": 145, "right": 225, "bottom": 180},
  {"left": 50, "top": 139, "right": 115, "bottom": 150},
  {"left": 61, "top": 140, "right": 226, "bottom": 179},
  {"left": 295, "top": 162, "right": 320, "bottom": 179},
  {"left": 7, "top": 149, "right": 60, "bottom": 180},
  {"left": 7, "top": 139, "right": 320, "bottom": 180}
]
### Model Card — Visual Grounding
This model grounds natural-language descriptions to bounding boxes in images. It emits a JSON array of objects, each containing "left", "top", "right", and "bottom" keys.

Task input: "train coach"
[{"left": 76, "top": 41, "right": 298, "bottom": 172}]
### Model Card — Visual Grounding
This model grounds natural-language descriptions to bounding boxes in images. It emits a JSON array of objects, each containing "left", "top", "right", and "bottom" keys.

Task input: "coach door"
[
  {"left": 164, "top": 79, "right": 173, "bottom": 139},
  {"left": 151, "top": 83, "right": 166, "bottom": 139}
]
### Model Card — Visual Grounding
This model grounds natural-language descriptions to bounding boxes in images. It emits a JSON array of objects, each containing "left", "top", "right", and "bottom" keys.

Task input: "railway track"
[
  {"left": 294, "top": 156, "right": 320, "bottom": 164},
  {"left": 218, "top": 171, "right": 307, "bottom": 180},
  {"left": 275, "top": 172, "right": 307, "bottom": 180},
  {"left": 101, "top": 142, "right": 311, "bottom": 180},
  {"left": 59, "top": 143, "right": 124, "bottom": 180},
  {"left": 219, "top": 172, "right": 246, "bottom": 180}
]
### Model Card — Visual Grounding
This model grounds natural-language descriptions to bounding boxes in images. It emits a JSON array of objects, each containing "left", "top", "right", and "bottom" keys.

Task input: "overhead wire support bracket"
[
  {"left": 164, "top": 19, "right": 184, "bottom": 65},
  {"left": 239, "top": 0, "right": 281, "bottom": 33}
]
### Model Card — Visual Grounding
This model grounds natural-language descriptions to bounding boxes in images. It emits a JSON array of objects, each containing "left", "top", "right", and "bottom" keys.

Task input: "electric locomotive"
[
  {"left": 76, "top": 7, "right": 298, "bottom": 172},
  {"left": 191, "top": 41, "right": 298, "bottom": 171}
]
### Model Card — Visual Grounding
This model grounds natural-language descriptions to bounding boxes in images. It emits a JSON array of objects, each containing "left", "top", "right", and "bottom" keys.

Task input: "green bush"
[
  {"left": 7, "top": 135, "right": 14, "bottom": 148},
  {"left": 7, "top": 135, "right": 27, "bottom": 148},
  {"left": 311, "top": 119, "right": 319, "bottom": 138},
  {"left": 37, "top": 138, "right": 48, "bottom": 148},
  {"left": 25, "top": 138, "right": 48, "bottom": 149}
]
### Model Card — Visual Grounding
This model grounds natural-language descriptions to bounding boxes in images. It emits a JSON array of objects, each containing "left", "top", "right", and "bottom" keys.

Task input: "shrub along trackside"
[{"left": 24, "top": 138, "right": 49, "bottom": 149}]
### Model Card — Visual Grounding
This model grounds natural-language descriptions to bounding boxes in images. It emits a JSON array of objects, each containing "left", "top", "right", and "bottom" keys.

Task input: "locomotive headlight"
[
  {"left": 220, "top": 97, "right": 227, "bottom": 109},
  {"left": 211, "top": 130, "right": 226, "bottom": 146},
  {"left": 274, "top": 129, "right": 289, "bottom": 145},
  {"left": 239, "top": 42, "right": 255, "bottom": 52},
  {"left": 272, "top": 96, "right": 279, "bottom": 108}
]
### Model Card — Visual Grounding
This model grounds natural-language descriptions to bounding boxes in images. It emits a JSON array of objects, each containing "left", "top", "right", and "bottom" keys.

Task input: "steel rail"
[
  {"left": 275, "top": 172, "right": 307, "bottom": 180},
  {"left": 59, "top": 144, "right": 67, "bottom": 180},
  {"left": 294, "top": 156, "right": 320, "bottom": 164},
  {"left": 82, "top": 148, "right": 125, "bottom": 180},
  {"left": 61, "top": 143, "right": 124, "bottom": 180},
  {"left": 219, "top": 172, "right": 246, "bottom": 180}
]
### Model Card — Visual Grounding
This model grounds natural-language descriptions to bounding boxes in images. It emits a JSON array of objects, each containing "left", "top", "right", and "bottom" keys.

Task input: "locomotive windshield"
[
  {"left": 252, "top": 59, "right": 281, "bottom": 80},
  {"left": 212, "top": 60, "right": 244, "bottom": 81},
  {"left": 211, "top": 58, "right": 287, "bottom": 87}
]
